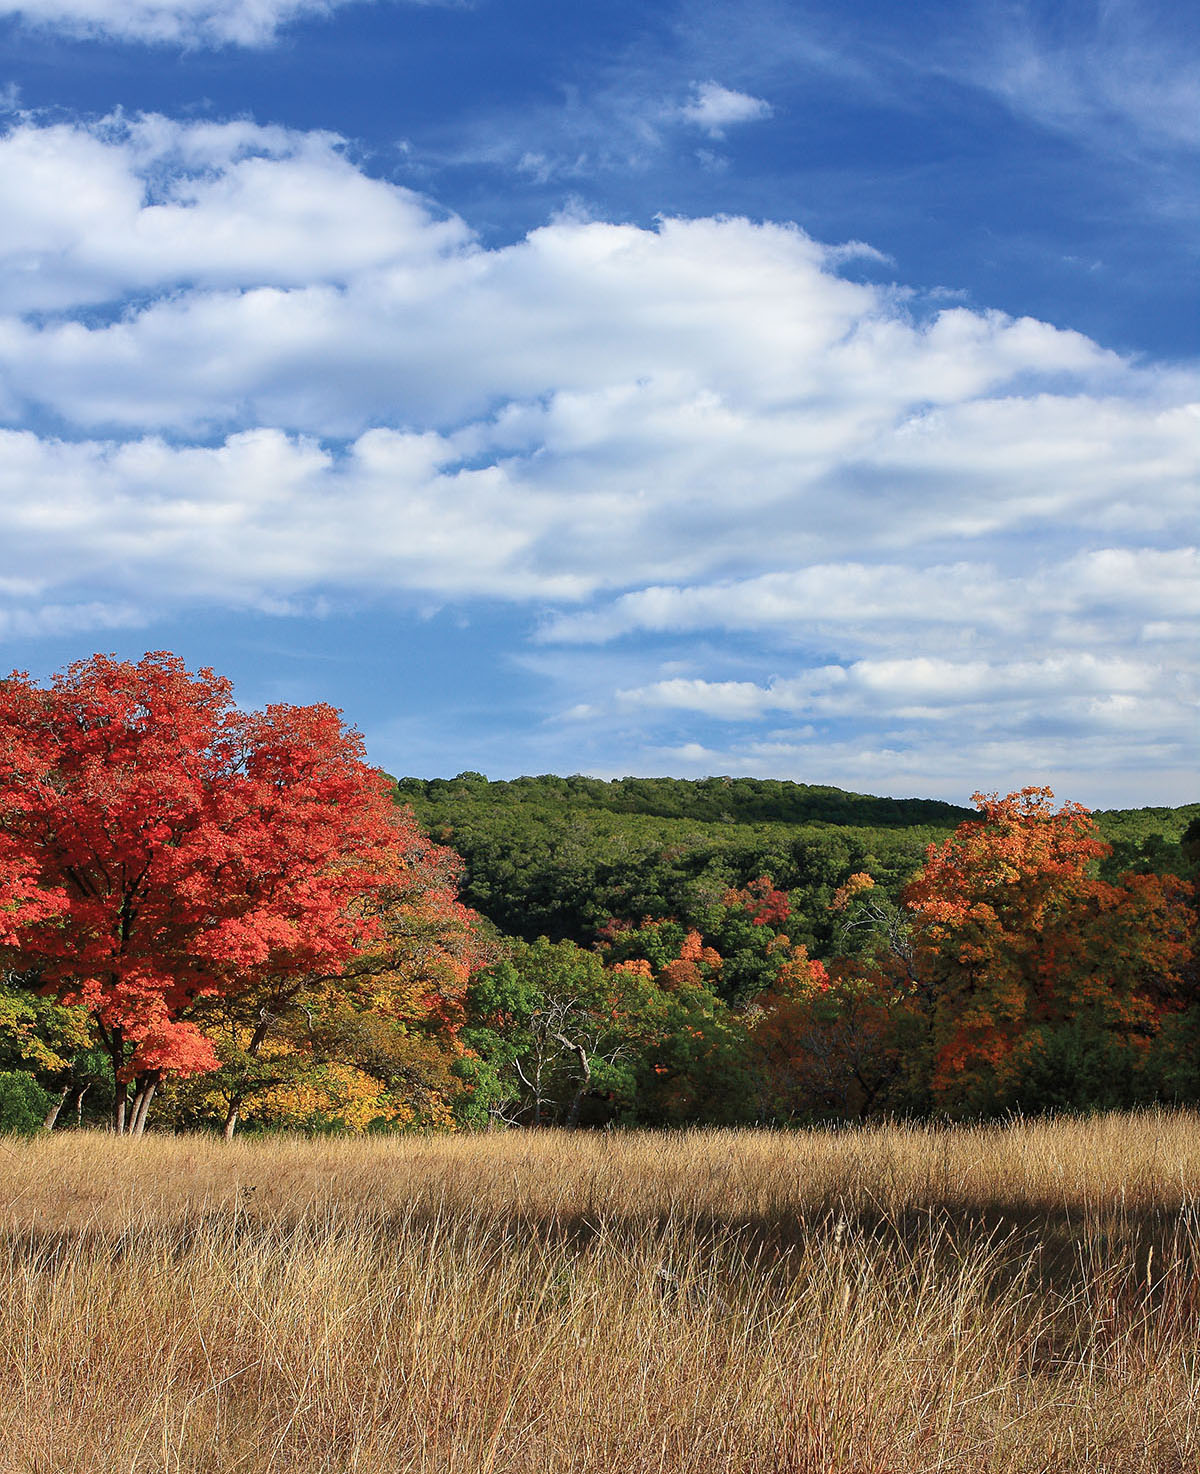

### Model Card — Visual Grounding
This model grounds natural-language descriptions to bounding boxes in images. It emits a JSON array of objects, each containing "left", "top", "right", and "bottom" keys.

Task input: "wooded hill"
[{"left": 394, "top": 772, "right": 1199, "bottom": 954}]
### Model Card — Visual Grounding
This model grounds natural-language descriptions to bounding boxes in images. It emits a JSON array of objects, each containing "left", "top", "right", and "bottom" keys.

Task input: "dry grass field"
[{"left": 2, "top": 1114, "right": 1199, "bottom": 1473}]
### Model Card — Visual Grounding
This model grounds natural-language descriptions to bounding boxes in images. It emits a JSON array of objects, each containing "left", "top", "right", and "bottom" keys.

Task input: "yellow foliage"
[
  {"left": 245, "top": 1062, "right": 397, "bottom": 1133},
  {"left": 0, "top": 990, "right": 91, "bottom": 1074}
]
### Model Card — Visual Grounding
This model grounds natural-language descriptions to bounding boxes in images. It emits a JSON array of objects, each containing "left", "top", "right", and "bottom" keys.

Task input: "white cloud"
[
  {"left": 655, "top": 741, "right": 724, "bottom": 766},
  {"left": 544, "top": 563, "right": 1013, "bottom": 644},
  {"left": 678, "top": 81, "right": 773, "bottom": 137},
  {"left": 0, "top": 599, "right": 143, "bottom": 641},
  {"left": 0, "top": 426, "right": 591, "bottom": 603},
  {"left": 0, "top": 0, "right": 460, "bottom": 47},
  {"left": 619, "top": 653, "right": 1173, "bottom": 724},
  {"left": 541, "top": 549, "right": 1200, "bottom": 651},
  {"left": 0, "top": 111, "right": 1195, "bottom": 802},
  {"left": 0, "top": 116, "right": 469, "bottom": 315},
  {"left": 620, "top": 677, "right": 776, "bottom": 721},
  {"left": 0, "top": 0, "right": 345, "bottom": 46},
  {"left": 966, "top": 5, "right": 1200, "bottom": 155}
]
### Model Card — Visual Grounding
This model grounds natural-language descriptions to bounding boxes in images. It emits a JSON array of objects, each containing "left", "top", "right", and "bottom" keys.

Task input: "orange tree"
[
  {"left": 607, "top": 928, "right": 757, "bottom": 1125},
  {"left": 747, "top": 790, "right": 1196, "bottom": 1119},
  {"left": 592, "top": 878, "right": 868, "bottom": 1122},
  {"left": 907, "top": 788, "right": 1195, "bottom": 1113},
  {"left": 597, "top": 912, "right": 797, "bottom": 1124}
]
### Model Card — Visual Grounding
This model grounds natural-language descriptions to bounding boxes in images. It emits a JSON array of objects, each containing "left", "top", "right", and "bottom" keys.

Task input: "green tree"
[
  {"left": 459, "top": 938, "right": 639, "bottom": 1127},
  {"left": 0, "top": 973, "right": 104, "bottom": 1128}
]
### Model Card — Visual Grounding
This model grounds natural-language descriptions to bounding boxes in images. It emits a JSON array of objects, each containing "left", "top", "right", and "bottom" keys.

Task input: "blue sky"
[{"left": 0, "top": 0, "right": 1195, "bottom": 805}]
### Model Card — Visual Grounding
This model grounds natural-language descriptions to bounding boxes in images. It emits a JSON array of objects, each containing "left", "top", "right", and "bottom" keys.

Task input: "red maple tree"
[{"left": 0, "top": 651, "right": 443, "bottom": 1133}]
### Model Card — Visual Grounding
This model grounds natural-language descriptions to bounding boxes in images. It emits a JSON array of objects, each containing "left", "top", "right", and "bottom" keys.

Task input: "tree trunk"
[
  {"left": 108, "top": 1024, "right": 127, "bottom": 1133},
  {"left": 128, "top": 1075, "right": 159, "bottom": 1137},
  {"left": 43, "top": 1085, "right": 70, "bottom": 1131},
  {"left": 565, "top": 1085, "right": 587, "bottom": 1130},
  {"left": 220, "top": 1005, "right": 278, "bottom": 1141},
  {"left": 73, "top": 1083, "right": 90, "bottom": 1128},
  {"left": 557, "top": 1037, "right": 591, "bottom": 1130}
]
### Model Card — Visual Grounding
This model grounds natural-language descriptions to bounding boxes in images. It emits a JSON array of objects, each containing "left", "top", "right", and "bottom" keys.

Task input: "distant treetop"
[{"left": 396, "top": 772, "right": 975, "bottom": 830}]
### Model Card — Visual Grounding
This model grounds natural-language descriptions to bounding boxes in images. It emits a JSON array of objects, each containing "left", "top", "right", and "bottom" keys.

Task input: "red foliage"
[
  {"left": 723, "top": 875, "right": 791, "bottom": 928},
  {"left": 752, "top": 957, "right": 905, "bottom": 1118},
  {"left": 0, "top": 651, "right": 451, "bottom": 1127}
]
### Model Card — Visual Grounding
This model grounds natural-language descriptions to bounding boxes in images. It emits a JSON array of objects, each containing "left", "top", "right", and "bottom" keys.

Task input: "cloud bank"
[{"left": 0, "top": 111, "right": 1195, "bottom": 801}]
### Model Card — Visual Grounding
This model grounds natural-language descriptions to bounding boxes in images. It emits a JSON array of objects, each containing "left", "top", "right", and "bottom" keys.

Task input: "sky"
[{"left": 0, "top": 0, "right": 1195, "bottom": 806}]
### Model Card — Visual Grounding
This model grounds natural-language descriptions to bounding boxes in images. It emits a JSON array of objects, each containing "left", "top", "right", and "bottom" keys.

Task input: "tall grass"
[{"left": 3, "top": 1113, "right": 1199, "bottom": 1472}]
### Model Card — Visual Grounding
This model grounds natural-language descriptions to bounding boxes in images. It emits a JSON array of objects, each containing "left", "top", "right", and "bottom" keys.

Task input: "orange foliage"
[
  {"left": 830, "top": 872, "right": 875, "bottom": 912},
  {"left": 907, "top": 788, "right": 1195, "bottom": 1109},
  {"left": 658, "top": 929, "right": 723, "bottom": 990},
  {"left": 613, "top": 958, "right": 653, "bottom": 978}
]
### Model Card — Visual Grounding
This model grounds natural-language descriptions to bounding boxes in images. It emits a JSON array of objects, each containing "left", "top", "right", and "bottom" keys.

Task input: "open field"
[{"left": 2, "top": 1115, "right": 1199, "bottom": 1473}]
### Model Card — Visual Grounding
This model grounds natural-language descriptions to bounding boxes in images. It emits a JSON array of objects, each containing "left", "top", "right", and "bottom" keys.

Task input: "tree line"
[{"left": 0, "top": 654, "right": 1196, "bottom": 1134}]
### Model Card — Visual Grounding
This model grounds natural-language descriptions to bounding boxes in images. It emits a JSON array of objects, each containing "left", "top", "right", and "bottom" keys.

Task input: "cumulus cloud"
[
  {"left": 541, "top": 550, "right": 1200, "bottom": 649},
  {"left": 678, "top": 81, "right": 773, "bottom": 137},
  {"left": 0, "top": 116, "right": 469, "bottom": 315},
  {"left": 0, "top": 426, "right": 595, "bottom": 604},
  {"left": 0, "top": 110, "right": 1195, "bottom": 801}
]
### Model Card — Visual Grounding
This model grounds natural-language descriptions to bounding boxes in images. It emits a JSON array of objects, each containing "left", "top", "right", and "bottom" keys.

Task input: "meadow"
[{"left": 3, "top": 1114, "right": 1199, "bottom": 1473}]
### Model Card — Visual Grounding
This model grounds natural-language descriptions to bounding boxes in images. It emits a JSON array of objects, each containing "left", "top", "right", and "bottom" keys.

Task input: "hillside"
[{"left": 394, "top": 773, "right": 1198, "bottom": 951}]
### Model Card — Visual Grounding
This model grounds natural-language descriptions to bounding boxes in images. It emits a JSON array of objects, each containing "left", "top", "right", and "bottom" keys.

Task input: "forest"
[{"left": 0, "top": 652, "right": 1196, "bottom": 1136}]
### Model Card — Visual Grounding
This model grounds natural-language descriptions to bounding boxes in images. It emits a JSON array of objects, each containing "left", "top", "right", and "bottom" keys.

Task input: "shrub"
[{"left": 0, "top": 1071, "right": 51, "bottom": 1134}]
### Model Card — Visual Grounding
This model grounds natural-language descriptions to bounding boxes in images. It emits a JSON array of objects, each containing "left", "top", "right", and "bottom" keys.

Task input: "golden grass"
[{"left": 2, "top": 1113, "right": 1199, "bottom": 1473}]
